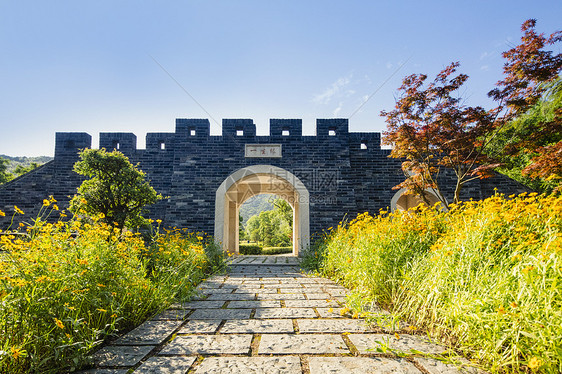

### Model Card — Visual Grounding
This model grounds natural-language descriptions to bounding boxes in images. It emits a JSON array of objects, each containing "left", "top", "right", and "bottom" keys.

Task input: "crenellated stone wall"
[{"left": 0, "top": 118, "right": 528, "bottom": 242}]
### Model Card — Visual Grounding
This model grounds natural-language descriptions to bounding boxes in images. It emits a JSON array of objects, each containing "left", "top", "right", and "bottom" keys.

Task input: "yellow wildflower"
[
  {"left": 14, "top": 206, "right": 24, "bottom": 215},
  {"left": 528, "top": 356, "right": 541, "bottom": 370},
  {"left": 97, "top": 308, "right": 107, "bottom": 313},
  {"left": 394, "top": 333, "right": 400, "bottom": 339},
  {"left": 43, "top": 199, "right": 50, "bottom": 206},
  {"left": 10, "top": 347, "right": 23, "bottom": 359},
  {"left": 54, "top": 318, "right": 64, "bottom": 329},
  {"left": 0, "top": 209, "right": 5, "bottom": 217},
  {"left": 497, "top": 306, "right": 506, "bottom": 315}
]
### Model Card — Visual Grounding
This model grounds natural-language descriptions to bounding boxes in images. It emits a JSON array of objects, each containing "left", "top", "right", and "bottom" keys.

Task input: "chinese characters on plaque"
[{"left": 245, "top": 144, "right": 282, "bottom": 158}]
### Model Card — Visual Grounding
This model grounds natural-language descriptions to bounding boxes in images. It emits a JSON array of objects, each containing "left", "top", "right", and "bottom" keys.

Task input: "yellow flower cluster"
[
  {"left": 317, "top": 192, "right": 562, "bottom": 372},
  {"left": 0, "top": 210, "right": 217, "bottom": 373}
]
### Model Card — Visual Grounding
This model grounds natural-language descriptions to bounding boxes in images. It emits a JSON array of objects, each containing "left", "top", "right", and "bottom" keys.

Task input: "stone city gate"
[{"left": 0, "top": 118, "right": 526, "bottom": 255}]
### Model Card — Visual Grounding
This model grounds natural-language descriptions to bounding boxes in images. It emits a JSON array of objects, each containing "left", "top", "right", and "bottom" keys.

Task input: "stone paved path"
[{"left": 85, "top": 256, "right": 482, "bottom": 373}]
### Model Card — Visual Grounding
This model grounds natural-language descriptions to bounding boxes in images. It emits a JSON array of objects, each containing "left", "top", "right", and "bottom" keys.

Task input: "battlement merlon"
[
  {"left": 54, "top": 132, "right": 92, "bottom": 160},
  {"left": 222, "top": 119, "right": 256, "bottom": 138},
  {"left": 99, "top": 133, "right": 137, "bottom": 156},
  {"left": 175, "top": 118, "right": 211, "bottom": 138}
]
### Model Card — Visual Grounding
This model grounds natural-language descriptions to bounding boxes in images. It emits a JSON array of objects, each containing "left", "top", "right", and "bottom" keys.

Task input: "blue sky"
[{"left": 1, "top": 1, "right": 561, "bottom": 156}]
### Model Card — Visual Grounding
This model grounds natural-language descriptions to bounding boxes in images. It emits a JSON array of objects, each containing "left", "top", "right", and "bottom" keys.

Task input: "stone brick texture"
[{"left": 0, "top": 118, "right": 528, "bottom": 234}]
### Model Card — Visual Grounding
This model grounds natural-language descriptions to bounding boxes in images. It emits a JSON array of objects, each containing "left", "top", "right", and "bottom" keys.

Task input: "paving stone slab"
[
  {"left": 220, "top": 319, "right": 294, "bottom": 333},
  {"left": 151, "top": 309, "right": 189, "bottom": 321},
  {"left": 415, "top": 357, "right": 485, "bottom": 374},
  {"left": 78, "top": 369, "right": 129, "bottom": 374},
  {"left": 160, "top": 334, "right": 253, "bottom": 355},
  {"left": 262, "top": 283, "right": 290, "bottom": 288},
  {"left": 178, "top": 320, "right": 222, "bottom": 334},
  {"left": 94, "top": 345, "right": 155, "bottom": 367},
  {"left": 194, "top": 356, "right": 301, "bottom": 374},
  {"left": 201, "top": 288, "right": 234, "bottom": 294},
  {"left": 243, "top": 279, "right": 279, "bottom": 284},
  {"left": 256, "top": 293, "right": 305, "bottom": 300},
  {"left": 295, "top": 286, "right": 323, "bottom": 292},
  {"left": 169, "top": 302, "right": 194, "bottom": 309},
  {"left": 297, "top": 319, "right": 370, "bottom": 333},
  {"left": 293, "top": 278, "right": 318, "bottom": 283},
  {"left": 206, "top": 293, "right": 256, "bottom": 300},
  {"left": 316, "top": 308, "right": 345, "bottom": 318},
  {"left": 197, "top": 280, "right": 224, "bottom": 289},
  {"left": 279, "top": 288, "right": 306, "bottom": 294},
  {"left": 285, "top": 299, "right": 339, "bottom": 308},
  {"left": 227, "top": 300, "right": 281, "bottom": 308},
  {"left": 235, "top": 288, "right": 276, "bottom": 293},
  {"left": 254, "top": 308, "right": 316, "bottom": 319},
  {"left": 325, "top": 289, "right": 350, "bottom": 297},
  {"left": 322, "top": 284, "right": 348, "bottom": 290},
  {"left": 133, "top": 356, "right": 197, "bottom": 373},
  {"left": 308, "top": 356, "right": 421, "bottom": 373},
  {"left": 258, "top": 334, "right": 349, "bottom": 354},
  {"left": 305, "top": 292, "right": 333, "bottom": 300},
  {"left": 189, "top": 308, "right": 252, "bottom": 320},
  {"left": 220, "top": 283, "right": 240, "bottom": 289},
  {"left": 183, "top": 300, "right": 226, "bottom": 309},
  {"left": 114, "top": 320, "right": 182, "bottom": 345},
  {"left": 349, "top": 334, "right": 447, "bottom": 355}
]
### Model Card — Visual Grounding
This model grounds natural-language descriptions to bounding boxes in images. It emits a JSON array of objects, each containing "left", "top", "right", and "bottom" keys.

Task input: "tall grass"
[
  {"left": 0, "top": 203, "right": 225, "bottom": 373},
  {"left": 303, "top": 192, "right": 562, "bottom": 373}
]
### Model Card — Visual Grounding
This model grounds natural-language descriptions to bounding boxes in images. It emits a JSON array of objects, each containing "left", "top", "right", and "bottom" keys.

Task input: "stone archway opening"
[
  {"left": 215, "top": 165, "right": 309, "bottom": 256},
  {"left": 239, "top": 193, "right": 293, "bottom": 252},
  {"left": 390, "top": 188, "right": 446, "bottom": 212}
]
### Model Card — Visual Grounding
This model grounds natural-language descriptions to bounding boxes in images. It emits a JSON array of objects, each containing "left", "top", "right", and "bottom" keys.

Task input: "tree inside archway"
[{"left": 242, "top": 196, "right": 293, "bottom": 247}]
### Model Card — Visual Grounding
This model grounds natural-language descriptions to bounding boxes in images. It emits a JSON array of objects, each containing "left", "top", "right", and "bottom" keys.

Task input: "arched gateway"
[
  {"left": 0, "top": 118, "right": 528, "bottom": 257},
  {"left": 214, "top": 165, "right": 309, "bottom": 256}
]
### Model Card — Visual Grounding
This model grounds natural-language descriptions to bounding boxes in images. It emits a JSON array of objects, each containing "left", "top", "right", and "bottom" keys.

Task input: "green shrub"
[
  {"left": 239, "top": 244, "right": 262, "bottom": 255},
  {"left": 262, "top": 246, "right": 292, "bottom": 255}
]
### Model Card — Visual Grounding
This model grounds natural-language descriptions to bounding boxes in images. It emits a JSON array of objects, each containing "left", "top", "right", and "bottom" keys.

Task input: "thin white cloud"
[
  {"left": 480, "top": 65, "right": 489, "bottom": 71},
  {"left": 333, "top": 102, "right": 344, "bottom": 116},
  {"left": 313, "top": 75, "right": 352, "bottom": 105}
]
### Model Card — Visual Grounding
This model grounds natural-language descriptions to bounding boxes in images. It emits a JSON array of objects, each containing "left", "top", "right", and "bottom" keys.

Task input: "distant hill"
[
  {"left": 0, "top": 155, "right": 53, "bottom": 172},
  {"left": 239, "top": 194, "right": 275, "bottom": 227}
]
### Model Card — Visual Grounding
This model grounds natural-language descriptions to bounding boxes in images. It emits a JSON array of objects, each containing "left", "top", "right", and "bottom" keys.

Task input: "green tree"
[
  {"left": 487, "top": 20, "right": 562, "bottom": 192},
  {"left": 12, "top": 162, "right": 40, "bottom": 178},
  {"left": 0, "top": 157, "right": 12, "bottom": 185},
  {"left": 70, "top": 148, "right": 162, "bottom": 230},
  {"left": 244, "top": 197, "right": 293, "bottom": 247},
  {"left": 246, "top": 215, "right": 262, "bottom": 243},
  {"left": 490, "top": 78, "right": 562, "bottom": 193}
]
